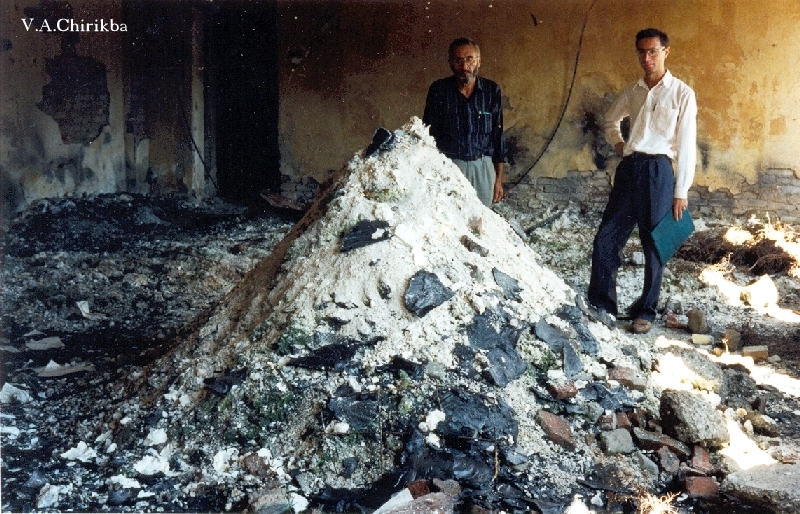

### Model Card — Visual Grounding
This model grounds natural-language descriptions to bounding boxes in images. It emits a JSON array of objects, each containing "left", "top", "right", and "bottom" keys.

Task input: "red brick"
[
  {"left": 535, "top": 410, "right": 575, "bottom": 450},
  {"left": 616, "top": 412, "right": 632, "bottom": 432},
  {"left": 545, "top": 380, "right": 578, "bottom": 400},
  {"left": 407, "top": 479, "right": 430, "bottom": 499},
  {"left": 657, "top": 446, "right": 680, "bottom": 473},
  {"left": 691, "top": 445, "right": 712, "bottom": 474},
  {"left": 608, "top": 366, "right": 636, "bottom": 387},
  {"left": 598, "top": 413, "right": 616, "bottom": 431},
  {"left": 684, "top": 476, "right": 719, "bottom": 498},
  {"left": 633, "top": 427, "right": 690, "bottom": 458}
]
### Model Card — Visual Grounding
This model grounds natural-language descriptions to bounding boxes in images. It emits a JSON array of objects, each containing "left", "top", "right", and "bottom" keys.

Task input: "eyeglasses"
[
  {"left": 450, "top": 56, "right": 477, "bottom": 65},
  {"left": 636, "top": 48, "right": 665, "bottom": 57}
]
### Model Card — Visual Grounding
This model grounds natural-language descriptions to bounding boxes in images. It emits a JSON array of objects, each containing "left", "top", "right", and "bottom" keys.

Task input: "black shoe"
[{"left": 575, "top": 294, "right": 617, "bottom": 329}]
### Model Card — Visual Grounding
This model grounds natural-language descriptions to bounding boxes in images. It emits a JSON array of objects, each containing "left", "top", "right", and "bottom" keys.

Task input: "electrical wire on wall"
[
  {"left": 176, "top": 81, "right": 219, "bottom": 192},
  {"left": 508, "top": 0, "right": 599, "bottom": 189}
]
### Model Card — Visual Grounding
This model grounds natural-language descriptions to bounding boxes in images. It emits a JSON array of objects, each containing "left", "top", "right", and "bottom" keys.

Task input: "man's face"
[
  {"left": 636, "top": 36, "right": 669, "bottom": 75},
  {"left": 449, "top": 45, "right": 481, "bottom": 83}
]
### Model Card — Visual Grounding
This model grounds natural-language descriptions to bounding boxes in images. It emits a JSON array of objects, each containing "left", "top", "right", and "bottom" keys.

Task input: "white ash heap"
[{"left": 105, "top": 117, "right": 667, "bottom": 512}]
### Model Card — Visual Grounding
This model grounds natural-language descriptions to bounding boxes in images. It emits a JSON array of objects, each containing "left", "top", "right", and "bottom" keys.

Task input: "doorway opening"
[{"left": 207, "top": 1, "right": 280, "bottom": 203}]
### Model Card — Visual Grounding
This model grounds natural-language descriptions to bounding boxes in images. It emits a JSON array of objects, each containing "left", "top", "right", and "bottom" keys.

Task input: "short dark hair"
[
  {"left": 448, "top": 37, "right": 480, "bottom": 59},
  {"left": 636, "top": 28, "right": 669, "bottom": 47}
]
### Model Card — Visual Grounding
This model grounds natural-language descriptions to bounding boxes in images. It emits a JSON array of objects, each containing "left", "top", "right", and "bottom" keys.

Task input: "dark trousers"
[{"left": 588, "top": 154, "right": 675, "bottom": 321}]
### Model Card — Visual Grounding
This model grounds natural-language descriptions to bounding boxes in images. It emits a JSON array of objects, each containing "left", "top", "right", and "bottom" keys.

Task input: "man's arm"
[
  {"left": 422, "top": 81, "right": 442, "bottom": 138},
  {"left": 493, "top": 162, "right": 505, "bottom": 203},
  {"left": 603, "top": 87, "right": 631, "bottom": 153},
  {"left": 491, "top": 82, "right": 506, "bottom": 202}
]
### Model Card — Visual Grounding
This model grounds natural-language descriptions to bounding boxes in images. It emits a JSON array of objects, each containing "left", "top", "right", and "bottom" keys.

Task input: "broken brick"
[
  {"left": 633, "top": 427, "right": 691, "bottom": 459},
  {"left": 535, "top": 409, "right": 575, "bottom": 450},
  {"left": 684, "top": 476, "right": 719, "bottom": 498},
  {"left": 691, "top": 445, "right": 712, "bottom": 474},
  {"left": 615, "top": 412, "right": 632, "bottom": 432},
  {"left": 545, "top": 380, "right": 578, "bottom": 400},
  {"left": 407, "top": 479, "right": 430, "bottom": 499},
  {"left": 742, "top": 345, "right": 769, "bottom": 363},
  {"left": 657, "top": 446, "right": 680, "bottom": 473},
  {"left": 608, "top": 366, "right": 635, "bottom": 387}
]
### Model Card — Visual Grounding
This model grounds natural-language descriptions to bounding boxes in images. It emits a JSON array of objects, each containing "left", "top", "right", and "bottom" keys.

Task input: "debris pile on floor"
[{"left": 2, "top": 117, "right": 800, "bottom": 513}]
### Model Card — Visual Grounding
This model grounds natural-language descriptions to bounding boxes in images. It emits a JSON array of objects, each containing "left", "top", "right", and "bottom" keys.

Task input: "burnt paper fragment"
[
  {"left": 404, "top": 270, "right": 454, "bottom": 317},
  {"left": 460, "top": 235, "right": 489, "bottom": 257},
  {"left": 341, "top": 219, "right": 391, "bottom": 253},
  {"left": 364, "top": 127, "right": 396, "bottom": 157},
  {"left": 288, "top": 343, "right": 357, "bottom": 371},
  {"left": 492, "top": 268, "right": 522, "bottom": 301},
  {"left": 203, "top": 367, "right": 248, "bottom": 396}
]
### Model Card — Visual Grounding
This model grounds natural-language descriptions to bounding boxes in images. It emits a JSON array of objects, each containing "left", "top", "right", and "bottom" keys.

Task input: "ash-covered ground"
[{"left": 2, "top": 119, "right": 800, "bottom": 514}]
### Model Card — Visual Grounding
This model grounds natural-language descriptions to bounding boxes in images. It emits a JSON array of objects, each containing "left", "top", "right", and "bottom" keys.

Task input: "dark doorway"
[{"left": 207, "top": 1, "right": 280, "bottom": 203}]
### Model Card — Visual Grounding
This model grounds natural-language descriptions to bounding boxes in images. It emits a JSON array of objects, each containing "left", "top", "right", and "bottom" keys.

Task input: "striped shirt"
[{"left": 423, "top": 76, "right": 506, "bottom": 163}]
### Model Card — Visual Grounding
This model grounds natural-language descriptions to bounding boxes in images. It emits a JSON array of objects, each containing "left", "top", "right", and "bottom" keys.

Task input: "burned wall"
[
  {"left": 276, "top": 0, "right": 800, "bottom": 219},
  {"left": 0, "top": 0, "right": 209, "bottom": 220},
  {"left": 0, "top": 0, "right": 125, "bottom": 219}
]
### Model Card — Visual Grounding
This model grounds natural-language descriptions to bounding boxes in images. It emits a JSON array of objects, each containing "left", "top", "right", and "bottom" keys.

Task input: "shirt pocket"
[
  {"left": 475, "top": 110, "right": 493, "bottom": 134},
  {"left": 652, "top": 104, "right": 678, "bottom": 139}
]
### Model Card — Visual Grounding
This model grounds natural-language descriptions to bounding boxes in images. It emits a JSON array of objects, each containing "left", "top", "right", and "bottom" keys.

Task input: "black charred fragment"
[
  {"left": 460, "top": 235, "right": 489, "bottom": 257},
  {"left": 288, "top": 343, "right": 357, "bottom": 371},
  {"left": 556, "top": 303, "right": 583, "bottom": 323},
  {"left": 492, "top": 267, "right": 522, "bottom": 301},
  {"left": 404, "top": 270, "right": 454, "bottom": 317},
  {"left": 341, "top": 457, "right": 360, "bottom": 478},
  {"left": 579, "top": 382, "right": 641, "bottom": 411},
  {"left": 452, "top": 449, "right": 494, "bottom": 485},
  {"left": 437, "top": 388, "right": 518, "bottom": 443},
  {"left": 203, "top": 367, "right": 248, "bottom": 396},
  {"left": 486, "top": 346, "right": 528, "bottom": 386},
  {"left": 340, "top": 219, "right": 391, "bottom": 253},
  {"left": 364, "top": 127, "right": 396, "bottom": 157},
  {"left": 571, "top": 322, "right": 599, "bottom": 355},
  {"left": 377, "top": 278, "right": 392, "bottom": 299},
  {"left": 328, "top": 397, "right": 379, "bottom": 432},
  {"left": 534, "top": 319, "right": 571, "bottom": 353},
  {"left": 465, "top": 311, "right": 527, "bottom": 386},
  {"left": 466, "top": 312, "right": 503, "bottom": 351},
  {"left": 400, "top": 430, "right": 454, "bottom": 483},
  {"left": 376, "top": 355, "right": 425, "bottom": 380},
  {"left": 562, "top": 342, "right": 583, "bottom": 377}
]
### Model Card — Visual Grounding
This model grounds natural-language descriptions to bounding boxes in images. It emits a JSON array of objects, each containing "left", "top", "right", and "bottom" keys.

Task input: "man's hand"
[
  {"left": 492, "top": 162, "right": 505, "bottom": 203},
  {"left": 492, "top": 180, "right": 504, "bottom": 203},
  {"left": 673, "top": 198, "right": 688, "bottom": 220}
]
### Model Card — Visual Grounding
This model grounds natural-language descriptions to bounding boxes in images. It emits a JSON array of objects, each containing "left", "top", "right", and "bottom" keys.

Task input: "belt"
[
  {"left": 626, "top": 152, "right": 668, "bottom": 161},
  {"left": 448, "top": 154, "right": 488, "bottom": 162}
]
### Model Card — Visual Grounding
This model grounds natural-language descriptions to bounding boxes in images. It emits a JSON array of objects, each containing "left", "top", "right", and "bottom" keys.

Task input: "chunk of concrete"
[
  {"left": 722, "top": 463, "right": 800, "bottom": 514},
  {"left": 660, "top": 389, "right": 730, "bottom": 448}
]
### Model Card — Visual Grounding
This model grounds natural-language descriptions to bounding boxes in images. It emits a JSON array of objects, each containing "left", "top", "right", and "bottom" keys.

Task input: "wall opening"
[{"left": 207, "top": 1, "right": 280, "bottom": 204}]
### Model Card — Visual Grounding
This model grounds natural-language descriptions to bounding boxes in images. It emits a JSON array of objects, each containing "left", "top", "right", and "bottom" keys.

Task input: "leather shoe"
[{"left": 632, "top": 318, "right": 652, "bottom": 334}]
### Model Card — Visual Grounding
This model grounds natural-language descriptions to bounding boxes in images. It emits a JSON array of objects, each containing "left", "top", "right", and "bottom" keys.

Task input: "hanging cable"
[
  {"left": 509, "top": 0, "right": 598, "bottom": 188},
  {"left": 176, "top": 80, "right": 219, "bottom": 192}
]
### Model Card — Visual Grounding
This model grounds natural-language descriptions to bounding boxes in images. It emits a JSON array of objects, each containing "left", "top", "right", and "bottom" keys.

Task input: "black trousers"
[{"left": 588, "top": 153, "right": 675, "bottom": 321}]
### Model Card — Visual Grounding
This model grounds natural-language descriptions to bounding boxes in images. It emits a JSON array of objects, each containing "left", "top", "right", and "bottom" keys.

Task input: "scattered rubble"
[{"left": 1, "top": 118, "right": 800, "bottom": 513}]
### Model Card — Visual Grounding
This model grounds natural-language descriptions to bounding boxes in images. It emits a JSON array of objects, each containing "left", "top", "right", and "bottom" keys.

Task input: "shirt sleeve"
[
  {"left": 673, "top": 87, "right": 698, "bottom": 199},
  {"left": 491, "top": 83, "right": 506, "bottom": 163},
  {"left": 422, "top": 82, "right": 441, "bottom": 138},
  {"left": 603, "top": 86, "right": 631, "bottom": 147}
]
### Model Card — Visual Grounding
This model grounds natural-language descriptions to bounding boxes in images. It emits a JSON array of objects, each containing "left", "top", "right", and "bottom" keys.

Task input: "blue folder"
[{"left": 651, "top": 210, "right": 695, "bottom": 265}]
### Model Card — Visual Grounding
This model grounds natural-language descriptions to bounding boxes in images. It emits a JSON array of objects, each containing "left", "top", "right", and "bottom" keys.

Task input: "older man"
[
  {"left": 588, "top": 28, "right": 697, "bottom": 334},
  {"left": 423, "top": 37, "right": 506, "bottom": 207}
]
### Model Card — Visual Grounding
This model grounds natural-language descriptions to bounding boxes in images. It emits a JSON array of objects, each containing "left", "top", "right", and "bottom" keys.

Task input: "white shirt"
[{"left": 603, "top": 70, "right": 698, "bottom": 199}]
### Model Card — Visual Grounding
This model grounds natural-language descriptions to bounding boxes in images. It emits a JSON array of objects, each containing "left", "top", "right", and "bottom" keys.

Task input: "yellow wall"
[{"left": 278, "top": 0, "right": 800, "bottom": 193}]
